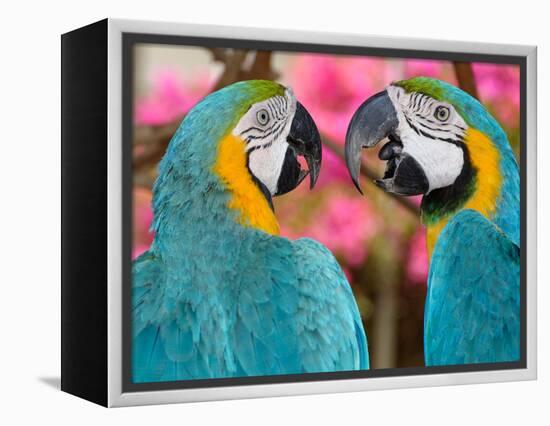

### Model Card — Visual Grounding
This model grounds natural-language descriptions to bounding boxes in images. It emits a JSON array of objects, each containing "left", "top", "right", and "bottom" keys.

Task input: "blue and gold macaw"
[
  {"left": 345, "top": 77, "right": 519, "bottom": 366},
  {"left": 133, "top": 80, "right": 369, "bottom": 383}
]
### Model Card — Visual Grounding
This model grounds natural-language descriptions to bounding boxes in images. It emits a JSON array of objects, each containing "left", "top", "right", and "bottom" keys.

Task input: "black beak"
[
  {"left": 275, "top": 102, "right": 322, "bottom": 196},
  {"left": 344, "top": 90, "right": 428, "bottom": 196}
]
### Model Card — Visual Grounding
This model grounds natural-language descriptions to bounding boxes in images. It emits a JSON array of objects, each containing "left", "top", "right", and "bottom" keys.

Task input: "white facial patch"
[
  {"left": 232, "top": 89, "right": 297, "bottom": 195},
  {"left": 387, "top": 85, "right": 468, "bottom": 193}
]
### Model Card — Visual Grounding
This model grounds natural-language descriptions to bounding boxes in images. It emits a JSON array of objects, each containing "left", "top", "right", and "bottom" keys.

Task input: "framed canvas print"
[{"left": 61, "top": 18, "right": 537, "bottom": 407}]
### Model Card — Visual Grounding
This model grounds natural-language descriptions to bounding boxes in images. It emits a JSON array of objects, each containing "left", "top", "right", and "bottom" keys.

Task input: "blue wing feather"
[
  {"left": 132, "top": 251, "right": 216, "bottom": 382},
  {"left": 425, "top": 209, "right": 520, "bottom": 366},
  {"left": 293, "top": 238, "right": 370, "bottom": 371},
  {"left": 132, "top": 233, "right": 369, "bottom": 382}
]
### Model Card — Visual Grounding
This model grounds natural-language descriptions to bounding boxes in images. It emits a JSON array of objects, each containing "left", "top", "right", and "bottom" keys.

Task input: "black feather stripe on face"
[
  {"left": 401, "top": 94, "right": 466, "bottom": 147},
  {"left": 397, "top": 89, "right": 476, "bottom": 221},
  {"left": 239, "top": 93, "right": 295, "bottom": 197},
  {"left": 237, "top": 92, "right": 320, "bottom": 200},
  {"left": 240, "top": 96, "right": 290, "bottom": 146}
]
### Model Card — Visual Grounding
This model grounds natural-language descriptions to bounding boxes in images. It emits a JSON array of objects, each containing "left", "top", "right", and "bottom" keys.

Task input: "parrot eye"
[
  {"left": 434, "top": 106, "right": 450, "bottom": 122},
  {"left": 256, "top": 109, "right": 270, "bottom": 126}
]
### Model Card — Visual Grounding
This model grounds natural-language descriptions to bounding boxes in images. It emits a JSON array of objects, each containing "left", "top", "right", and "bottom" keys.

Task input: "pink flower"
[
  {"left": 409, "top": 195, "right": 423, "bottom": 207},
  {"left": 403, "top": 59, "right": 458, "bottom": 83},
  {"left": 472, "top": 63, "right": 520, "bottom": 128},
  {"left": 406, "top": 228, "right": 429, "bottom": 285},
  {"left": 283, "top": 54, "right": 402, "bottom": 187},
  {"left": 314, "top": 148, "right": 352, "bottom": 188},
  {"left": 135, "top": 68, "right": 215, "bottom": 126},
  {"left": 133, "top": 244, "right": 151, "bottom": 259},
  {"left": 133, "top": 187, "right": 154, "bottom": 259},
  {"left": 286, "top": 54, "right": 401, "bottom": 143}
]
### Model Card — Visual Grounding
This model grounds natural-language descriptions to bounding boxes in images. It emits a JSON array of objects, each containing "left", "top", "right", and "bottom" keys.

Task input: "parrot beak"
[
  {"left": 345, "top": 90, "right": 429, "bottom": 196},
  {"left": 275, "top": 102, "right": 322, "bottom": 196}
]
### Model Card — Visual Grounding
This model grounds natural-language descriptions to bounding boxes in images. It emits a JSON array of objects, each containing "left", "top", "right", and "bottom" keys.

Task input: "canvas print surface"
[{"left": 129, "top": 42, "right": 521, "bottom": 386}]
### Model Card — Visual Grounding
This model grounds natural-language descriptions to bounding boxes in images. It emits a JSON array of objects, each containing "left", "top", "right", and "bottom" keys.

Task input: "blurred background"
[{"left": 131, "top": 44, "right": 520, "bottom": 369}]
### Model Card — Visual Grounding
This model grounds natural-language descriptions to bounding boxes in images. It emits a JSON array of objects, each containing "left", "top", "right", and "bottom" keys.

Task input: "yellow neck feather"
[
  {"left": 426, "top": 128, "right": 502, "bottom": 257},
  {"left": 212, "top": 134, "right": 280, "bottom": 235}
]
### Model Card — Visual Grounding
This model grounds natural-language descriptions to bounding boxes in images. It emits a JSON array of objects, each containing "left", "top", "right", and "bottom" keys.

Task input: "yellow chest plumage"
[
  {"left": 425, "top": 128, "right": 502, "bottom": 258},
  {"left": 212, "top": 134, "right": 280, "bottom": 235}
]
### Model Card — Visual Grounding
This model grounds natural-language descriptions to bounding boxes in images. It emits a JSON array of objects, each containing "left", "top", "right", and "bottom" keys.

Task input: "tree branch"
[
  {"left": 213, "top": 49, "right": 250, "bottom": 91},
  {"left": 453, "top": 62, "right": 479, "bottom": 99},
  {"left": 244, "top": 51, "right": 278, "bottom": 81}
]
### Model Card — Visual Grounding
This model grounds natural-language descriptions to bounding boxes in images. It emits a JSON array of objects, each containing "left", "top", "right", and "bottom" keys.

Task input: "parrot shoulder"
[
  {"left": 425, "top": 209, "right": 520, "bottom": 365},
  {"left": 292, "top": 238, "right": 369, "bottom": 371}
]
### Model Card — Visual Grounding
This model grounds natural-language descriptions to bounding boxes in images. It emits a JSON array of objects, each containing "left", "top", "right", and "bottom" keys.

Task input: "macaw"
[
  {"left": 345, "top": 77, "right": 519, "bottom": 366},
  {"left": 133, "top": 80, "right": 369, "bottom": 383}
]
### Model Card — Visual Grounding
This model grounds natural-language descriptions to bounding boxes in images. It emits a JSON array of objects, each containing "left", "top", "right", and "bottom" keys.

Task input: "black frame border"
[
  {"left": 61, "top": 19, "right": 109, "bottom": 406},
  {"left": 121, "top": 32, "right": 528, "bottom": 393}
]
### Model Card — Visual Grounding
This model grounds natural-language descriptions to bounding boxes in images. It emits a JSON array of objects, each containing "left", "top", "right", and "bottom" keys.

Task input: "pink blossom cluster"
[
  {"left": 135, "top": 68, "right": 215, "bottom": 126},
  {"left": 287, "top": 54, "right": 399, "bottom": 144},
  {"left": 473, "top": 63, "right": 520, "bottom": 128},
  {"left": 406, "top": 228, "right": 429, "bottom": 285},
  {"left": 133, "top": 188, "right": 154, "bottom": 259}
]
